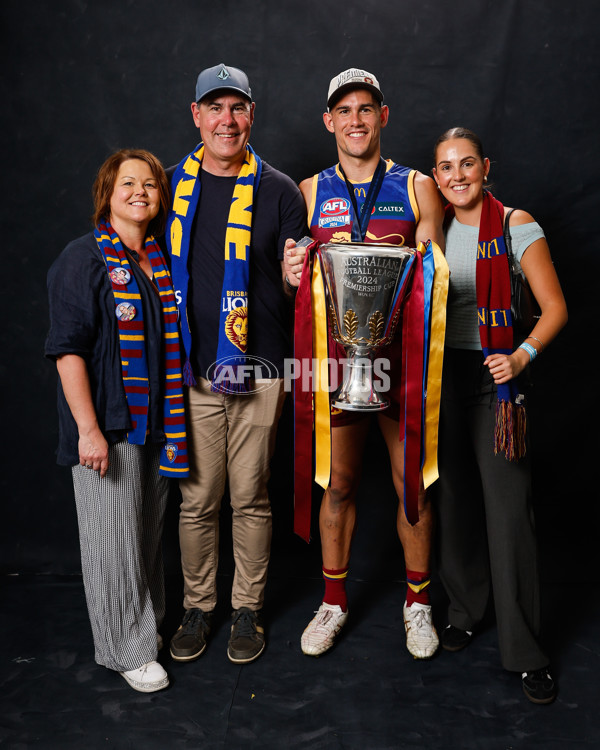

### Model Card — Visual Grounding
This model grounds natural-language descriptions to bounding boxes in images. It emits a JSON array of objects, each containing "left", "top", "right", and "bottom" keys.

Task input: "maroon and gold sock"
[
  {"left": 323, "top": 567, "right": 348, "bottom": 611},
  {"left": 405, "top": 569, "right": 431, "bottom": 607}
]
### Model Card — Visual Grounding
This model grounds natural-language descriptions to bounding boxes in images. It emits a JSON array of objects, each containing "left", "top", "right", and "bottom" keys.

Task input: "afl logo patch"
[
  {"left": 319, "top": 197, "right": 351, "bottom": 229},
  {"left": 320, "top": 197, "right": 350, "bottom": 216}
]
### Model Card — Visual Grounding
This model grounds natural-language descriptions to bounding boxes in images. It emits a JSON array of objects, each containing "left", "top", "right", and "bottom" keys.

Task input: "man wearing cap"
[
  {"left": 166, "top": 63, "right": 307, "bottom": 664},
  {"left": 284, "top": 68, "right": 444, "bottom": 659}
]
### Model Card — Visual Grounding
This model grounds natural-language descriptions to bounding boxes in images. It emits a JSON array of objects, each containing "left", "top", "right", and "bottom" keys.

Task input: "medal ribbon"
[{"left": 339, "top": 158, "right": 387, "bottom": 241}]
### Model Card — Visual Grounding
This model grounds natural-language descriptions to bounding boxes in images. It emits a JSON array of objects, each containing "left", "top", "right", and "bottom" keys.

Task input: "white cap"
[{"left": 327, "top": 68, "right": 383, "bottom": 109}]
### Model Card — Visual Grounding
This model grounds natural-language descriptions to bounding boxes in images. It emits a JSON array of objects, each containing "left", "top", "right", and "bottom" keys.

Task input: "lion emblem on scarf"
[{"left": 225, "top": 306, "right": 248, "bottom": 352}]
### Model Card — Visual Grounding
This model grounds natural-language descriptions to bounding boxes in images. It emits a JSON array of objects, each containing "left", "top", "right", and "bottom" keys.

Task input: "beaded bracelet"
[{"left": 518, "top": 341, "right": 538, "bottom": 362}]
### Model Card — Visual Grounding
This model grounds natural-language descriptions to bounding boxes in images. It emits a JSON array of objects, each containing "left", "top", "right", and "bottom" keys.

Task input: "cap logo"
[
  {"left": 336, "top": 68, "right": 368, "bottom": 86},
  {"left": 364, "top": 77, "right": 373, "bottom": 84},
  {"left": 217, "top": 65, "right": 230, "bottom": 81}
]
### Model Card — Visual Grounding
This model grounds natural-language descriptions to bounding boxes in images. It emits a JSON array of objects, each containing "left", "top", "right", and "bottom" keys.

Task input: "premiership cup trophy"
[{"left": 319, "top": 241, "right": 415, "bottom": 411}]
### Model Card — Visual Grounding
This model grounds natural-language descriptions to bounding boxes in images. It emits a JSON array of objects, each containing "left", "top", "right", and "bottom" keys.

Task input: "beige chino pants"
[{"left": 178, "top": 377, "right": 286, "bottom": 612}]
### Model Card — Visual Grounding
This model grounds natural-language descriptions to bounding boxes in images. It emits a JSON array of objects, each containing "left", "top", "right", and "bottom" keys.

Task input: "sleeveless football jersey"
[
  {"left": 307, "top": 160, "right": 418, "bottom": 246},
  {"left": 306, "top": 160, "right": 419, "bottom": 422}
]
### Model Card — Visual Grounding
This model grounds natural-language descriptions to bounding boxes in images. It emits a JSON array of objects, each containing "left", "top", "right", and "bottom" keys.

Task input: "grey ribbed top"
[{"left": 444, "top": 217, "right": 545, "bottom": 350}]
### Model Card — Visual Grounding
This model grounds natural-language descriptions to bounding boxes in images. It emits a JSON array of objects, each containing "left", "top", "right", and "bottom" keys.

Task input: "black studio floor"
[{"left": 1, "top": 570, "right": 599, "bottom": 750}]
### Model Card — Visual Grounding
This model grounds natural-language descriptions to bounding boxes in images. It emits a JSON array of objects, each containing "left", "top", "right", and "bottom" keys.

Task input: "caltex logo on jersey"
[
  {"left": 371, "top": 202, "right": 406, "bottom": 216},
  {"left": 319, "top": 197, "right": 351, "bottom": 228}
]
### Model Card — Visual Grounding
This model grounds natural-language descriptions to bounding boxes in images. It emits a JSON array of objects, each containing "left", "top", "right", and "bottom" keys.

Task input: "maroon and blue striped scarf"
[
  {"left": 94, "top": 221, "right": 189, "bottom": 477},
  {"left": 447, "top": 192, "right": 526, "bottom": 459}
]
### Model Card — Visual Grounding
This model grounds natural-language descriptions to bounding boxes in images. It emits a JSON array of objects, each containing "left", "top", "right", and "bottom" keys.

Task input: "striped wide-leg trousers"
[{"left": 71, "top": 441, "right": 169, "bottom": 672}]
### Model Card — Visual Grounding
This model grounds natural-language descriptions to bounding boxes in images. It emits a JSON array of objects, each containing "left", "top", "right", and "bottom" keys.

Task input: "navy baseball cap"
[{"left": 195, "top": 63, "right": 252, "bottom": 103}]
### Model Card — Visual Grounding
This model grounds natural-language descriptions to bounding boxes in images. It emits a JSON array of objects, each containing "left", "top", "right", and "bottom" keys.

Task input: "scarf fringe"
[
  {"left": 494, "top": 400, "right": 527, "bottom": 461},
  {"left": 183, "top": 359, "right": 197, "bottom": 387},
  {"left": 209, "top": 363, "right": 250, "bottom": 394}
]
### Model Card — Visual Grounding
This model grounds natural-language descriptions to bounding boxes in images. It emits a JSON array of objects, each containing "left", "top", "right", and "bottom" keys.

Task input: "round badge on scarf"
[
  {"left": 115, "top": 302, "right": 136, "bottom": 321},
  {"left": 110, "top": 267, "right": 131, "bottom": 285}
]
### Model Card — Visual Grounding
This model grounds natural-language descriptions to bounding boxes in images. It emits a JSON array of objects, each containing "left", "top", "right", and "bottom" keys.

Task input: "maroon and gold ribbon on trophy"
[{"left": 293, "top": 240, "right": 448, "bottom": 542}]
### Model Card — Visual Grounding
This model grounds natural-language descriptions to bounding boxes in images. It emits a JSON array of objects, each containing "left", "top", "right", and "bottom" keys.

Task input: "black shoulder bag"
[{"left": 504, "top": 208, "right": 541, "bottom": 334}]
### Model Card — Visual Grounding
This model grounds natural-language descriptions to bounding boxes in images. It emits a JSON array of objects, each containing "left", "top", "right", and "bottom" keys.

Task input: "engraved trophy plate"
[{"left": 319, "top": 241, "right": 415, "bottom": 411}]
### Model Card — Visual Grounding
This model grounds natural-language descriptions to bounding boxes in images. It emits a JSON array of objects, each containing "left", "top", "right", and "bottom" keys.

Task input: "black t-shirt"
[{"left": 186, "top": 161, "right": 307, "bottom": 378}]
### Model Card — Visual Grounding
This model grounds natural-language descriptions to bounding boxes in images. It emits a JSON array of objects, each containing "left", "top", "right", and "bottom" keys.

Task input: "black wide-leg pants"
[{"left": 434, "top": 348, "right": 548, "bottom": 672}]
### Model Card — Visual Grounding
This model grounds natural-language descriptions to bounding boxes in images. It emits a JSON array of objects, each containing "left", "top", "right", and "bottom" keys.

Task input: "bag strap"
[{"left": 503, "top": 207, "right": 517, "bottom": 272}]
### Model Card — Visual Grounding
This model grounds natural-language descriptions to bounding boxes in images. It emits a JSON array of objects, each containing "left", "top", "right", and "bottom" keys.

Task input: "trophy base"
[
  {"left": 331, "top": 395, "right": 390, "bottom": 412},
  {"left": 331, "top": 352, "right": 390, "bottom": 412}
]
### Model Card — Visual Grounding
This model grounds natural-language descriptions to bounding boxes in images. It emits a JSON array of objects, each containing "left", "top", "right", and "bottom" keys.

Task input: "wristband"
[
  {"left": 526, "top": 335, "right": 544, "bottom": 352},
  {"left": 284, "top": 275, "right": 297, "bottom": 292},
  {"left": 518, "top": 342, "right": 537, "bottom": 362}
]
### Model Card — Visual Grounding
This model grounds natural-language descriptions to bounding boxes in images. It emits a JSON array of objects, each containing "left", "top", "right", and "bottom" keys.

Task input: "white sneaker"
[
  {"left": 120, "top": 661, "right": 169, "bottom": 693},
  {"left": 403, "top": 601, "right": 439, "bottom": 659},
  {"left": 301, "top": 603, "right": 348, "bottom": 656}
]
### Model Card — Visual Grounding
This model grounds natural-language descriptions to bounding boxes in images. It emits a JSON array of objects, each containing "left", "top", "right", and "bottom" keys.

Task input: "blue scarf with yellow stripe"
[
  {"left": 94, "top": 221, "right": 189, "bottom": 477},
  {"left": 166, "top": 142, "right": 262, "bottom": 392}
]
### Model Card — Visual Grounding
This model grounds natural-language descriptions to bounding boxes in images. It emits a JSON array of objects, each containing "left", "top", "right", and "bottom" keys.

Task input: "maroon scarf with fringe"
[{"left": 447, "top": 191, "right": 526, "bottom": 459}]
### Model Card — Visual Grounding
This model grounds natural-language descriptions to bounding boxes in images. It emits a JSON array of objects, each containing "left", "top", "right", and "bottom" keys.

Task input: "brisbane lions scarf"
[
  {"left": 166, "top": 143, "right": 262, "bottom": 393},
  {"left": 95, "top": 221, "right": 189, "bottom": 477},
  {"left": 447, "top": 191, "right": 526, "bottom": 460}
]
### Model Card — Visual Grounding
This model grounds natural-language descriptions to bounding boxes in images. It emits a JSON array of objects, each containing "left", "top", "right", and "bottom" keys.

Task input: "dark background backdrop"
[{"left": 2, "top": 0, "right": 598, "bottom": 584}]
